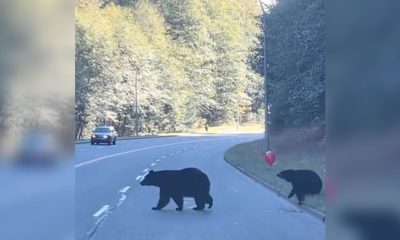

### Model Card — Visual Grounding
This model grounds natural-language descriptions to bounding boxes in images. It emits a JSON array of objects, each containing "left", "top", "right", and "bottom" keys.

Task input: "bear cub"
[
  {"left": 140, "top": 168, "right": 213, "bottom": 211},
  {"left": 277, "top": 169, "right": 322, "bottom": 205}
]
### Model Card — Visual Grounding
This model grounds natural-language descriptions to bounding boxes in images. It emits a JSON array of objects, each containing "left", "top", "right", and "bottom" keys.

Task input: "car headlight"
[
  {"left": 103, "top": 135, "right": 108, "bottom": 138},
  {"left": 91, "top": 134, "right": 96, "bottom": 138}
]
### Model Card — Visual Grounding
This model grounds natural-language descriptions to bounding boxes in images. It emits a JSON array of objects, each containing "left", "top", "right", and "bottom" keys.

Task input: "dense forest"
[
  {"left": 75, "top": 0, "right": 264, "bottom": 139},
  {"left": 264, "top": 0, "right": 325, "bottom": 134},
  {"left": 75, "top": 0, "right": 325, "bottom": 140}
]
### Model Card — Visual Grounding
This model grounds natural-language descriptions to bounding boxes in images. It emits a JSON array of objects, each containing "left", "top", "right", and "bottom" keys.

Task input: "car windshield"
[{"left": 94, "top": 128, "right": 112, "bottom": 133}]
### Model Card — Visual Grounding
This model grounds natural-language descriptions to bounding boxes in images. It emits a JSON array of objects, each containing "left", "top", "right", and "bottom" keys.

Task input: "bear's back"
[
  {"left": 292, "top": 170, "right": 322, "bottom": 193},
  {"left": 155, "top": 168, "right": 210, "bottom": 196},
  {"left": 178, "top": 168, "right": 210, "bottom": 196},
  {"left": 180, "top": 168, "right": 207, "bottom": 178},
  {"left": 155, "top": 168, "right": 206, "bottom": 180}
]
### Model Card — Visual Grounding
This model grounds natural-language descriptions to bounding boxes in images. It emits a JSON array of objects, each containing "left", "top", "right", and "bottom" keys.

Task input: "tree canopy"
[
  {"left": 264, "top": 0, "right": 325, "bottom": 133},
  {"left": 75, "top": 0, "right": 326, "bottom": 139},
  {"left": 75, "top": 0, "right": 264, "bottom": 139}
]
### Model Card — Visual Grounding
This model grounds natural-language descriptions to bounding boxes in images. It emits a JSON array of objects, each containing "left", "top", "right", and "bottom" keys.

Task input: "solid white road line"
[
  {"left": 93, "top": 205, "right": 110, "bottom": 218},
  {"left": 75, "top": 139, "right": 229, "bottom": 168}
]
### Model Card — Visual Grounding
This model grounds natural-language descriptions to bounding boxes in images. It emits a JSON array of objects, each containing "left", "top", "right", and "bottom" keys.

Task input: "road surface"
[{"left": 76, "top": 134, "right": 325, "bottom": 240}]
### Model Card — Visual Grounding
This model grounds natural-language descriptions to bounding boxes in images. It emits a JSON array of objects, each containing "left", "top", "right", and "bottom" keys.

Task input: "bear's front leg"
[{"left": 152, "top": 192, "right": 170, "bottom": 210}]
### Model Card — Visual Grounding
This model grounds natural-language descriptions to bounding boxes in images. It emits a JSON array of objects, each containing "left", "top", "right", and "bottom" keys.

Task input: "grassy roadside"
[
  {"left": 224, "top": 136, "right": 325, "bottom": 213},
  {"left": 191, "top": 123, "right": 264, "bottom": 134}
]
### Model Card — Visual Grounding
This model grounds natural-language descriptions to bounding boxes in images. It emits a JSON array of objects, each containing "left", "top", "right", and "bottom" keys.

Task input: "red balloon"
[
  {"left": 325, "top": 177, "right": 335, "bottom": 201},
  {"left": 264, "top": 151, "right": 276, "bottom": 166}
]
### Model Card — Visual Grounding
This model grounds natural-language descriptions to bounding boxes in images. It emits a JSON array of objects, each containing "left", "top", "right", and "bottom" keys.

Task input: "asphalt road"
[{"left": 76, "top": 134, "right": 325, "bottom": 240}]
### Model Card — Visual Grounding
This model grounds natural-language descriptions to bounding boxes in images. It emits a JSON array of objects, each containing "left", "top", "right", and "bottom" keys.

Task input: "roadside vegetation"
[
  {"left": 224, "top": 128, "right": 325, "bottom": 213},
  {"left": 191, "top": 123, "right": 264, "bottom": 134},
  {"left": 225, "top": 0, "right": 325, "bottom": 213}
]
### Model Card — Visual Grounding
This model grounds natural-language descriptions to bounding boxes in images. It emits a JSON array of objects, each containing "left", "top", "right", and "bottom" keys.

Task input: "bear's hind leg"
[
  {"left": 288, "top": 188, "right": 295, "bottom": 198},
  {"left": 296, "top": 192, "right": 305, "bottom": 205},
  {"left": 206, "top": 194, "right": 213, "bottom": 209},
  {"left": 152, "top": 195, "right": 170, "bottom": 210},
  {"left": 193, "top": 196, "right": 206, "bottom": 210},
  {"left": 172, "top": 195, "right": 184, "bottom": 211}
]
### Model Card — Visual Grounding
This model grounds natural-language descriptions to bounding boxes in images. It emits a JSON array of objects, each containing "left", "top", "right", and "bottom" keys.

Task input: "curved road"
[{"left": 76, "top": 134, "right": 325, "bottom": 240}]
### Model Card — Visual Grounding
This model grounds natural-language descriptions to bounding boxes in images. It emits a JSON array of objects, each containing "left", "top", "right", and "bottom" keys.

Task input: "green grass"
[{"left": 224, "top": 138, "right": 326, "bottom": 213}]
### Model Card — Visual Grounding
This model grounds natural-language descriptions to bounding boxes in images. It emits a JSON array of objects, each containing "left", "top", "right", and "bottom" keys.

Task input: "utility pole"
[
  {"left": 129, "top": 60, "right": 146, "bottom": 137},
  {"left": 134, "top": 69, "right": 139, "bottom": 136},
  {"left": 259, "top": 0, "right": 270, "bottom": 151},
  {"left": 237, "top": 106, "right": 240, "bottom": 131},
  {"left": 236, "top": 93, "right": 240, "bottom": 131}
]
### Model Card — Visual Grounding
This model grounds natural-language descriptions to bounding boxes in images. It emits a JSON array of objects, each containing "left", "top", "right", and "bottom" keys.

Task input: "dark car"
[{"left": 91, "top": 126, "right": 118, "bottom": 145}]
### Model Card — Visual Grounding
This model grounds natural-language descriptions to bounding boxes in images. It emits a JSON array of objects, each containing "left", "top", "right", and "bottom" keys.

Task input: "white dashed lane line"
[
  {"left": 117, "top": 195, "right": 127, "bottom": 207},
  {"left": 118, "top": 186, "right": 130, "bottom": 194},
  {"left": 142, "top": 168, "right": 149, "bottom": 173},
  {"left": 150, "top": 163, "right": 157, "bottom": 166},
  {"left": 93, "top": 205, "right": 110, "bottom": 218},
  {"left": 135, "top": 175, "right": 142, "bottom": 181},
  {"left": 169, "top": 153, "right": 174, "bottom": 156},
  {"left": 156, "top": 159, "right": 160, "bottom": 162},
  {"left": 161, "top": 156, "right": 167, "bottom": 159},
  {"left": 119, "top": 195, "right": 126, "bottom": 201}
]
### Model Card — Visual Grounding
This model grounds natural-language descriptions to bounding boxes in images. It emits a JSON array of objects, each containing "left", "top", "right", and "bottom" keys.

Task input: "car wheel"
[
  {"left": 108, "top": 139, "right": 112, "bottom": 145},
  {"left": 113, "top": 138, "right": 116, "bottom": 145},
  {"left": 96, "top": 142, "right": 99, "bottom": 145},
  {"left": 91, "top": 141, "right": 94, "bottom": 145}
]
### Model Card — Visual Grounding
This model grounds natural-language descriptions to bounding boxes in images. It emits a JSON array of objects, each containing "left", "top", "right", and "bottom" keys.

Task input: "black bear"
[
  {"left": 277, "top": 169, "right": 322, "bottom": 205},
  {"left": 140, "top": 168, "right": 213, "bottom": 211}
]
